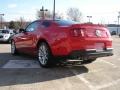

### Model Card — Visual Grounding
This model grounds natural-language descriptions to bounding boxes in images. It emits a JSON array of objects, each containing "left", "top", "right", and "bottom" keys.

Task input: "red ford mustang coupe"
[{"left": 11, "top": 20, "right": 113, "bottom": 67}]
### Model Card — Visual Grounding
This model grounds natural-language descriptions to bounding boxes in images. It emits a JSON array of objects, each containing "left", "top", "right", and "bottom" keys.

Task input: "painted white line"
[
  {"left": 88, "top": 69, "right": 103, "bottom": 73},
  {"left": 117, "top": 58, "right": 120, "bottom": 61},
  {"left": 2, "top": 60, "right": 41, "bottom": 68},
  {"left": 97, "top": 60, "right": 118, "bottom": 68},
  {"left": 70, "top": 69, "right": 96, "bottom": 90},
  {"left": 96, "top": 79, "right": 120, "bottom": 90},
  {"left": 70, "top": 68, "right": 120, "bottom": 90}
]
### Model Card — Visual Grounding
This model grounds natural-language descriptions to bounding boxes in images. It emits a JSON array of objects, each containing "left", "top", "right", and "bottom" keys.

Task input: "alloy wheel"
[{"left": 38, "top": 43, "right": 49, "bottom": 66}]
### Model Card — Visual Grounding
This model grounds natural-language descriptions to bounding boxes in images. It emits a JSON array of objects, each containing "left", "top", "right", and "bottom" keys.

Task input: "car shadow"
[
  {"left": 0, "top": 53, "right": 89, "bottom": 86},
  {"left": 0, "top": 53, "right": 36, "bottom": 67}
]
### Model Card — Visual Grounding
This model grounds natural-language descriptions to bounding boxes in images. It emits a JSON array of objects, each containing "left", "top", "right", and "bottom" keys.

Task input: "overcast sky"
[{"left": 0, "top": 0, "right": 120, "bottom": 24}]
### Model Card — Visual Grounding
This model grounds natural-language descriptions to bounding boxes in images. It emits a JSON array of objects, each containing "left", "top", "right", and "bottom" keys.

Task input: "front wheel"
[{"left": 38, "top": 42, "right": 53, "bottom": 67}]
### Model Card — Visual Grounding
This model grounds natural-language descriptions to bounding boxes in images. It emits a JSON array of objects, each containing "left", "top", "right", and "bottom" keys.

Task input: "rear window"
[
  {"left": 0, "top": 30, "right": 9, "bottom": 34},
  {"left": 42, "top": 21, "right": 51, "bottom": 27},
  {"left": 55, "top": 20, "right": 78, "bottom": 26}
]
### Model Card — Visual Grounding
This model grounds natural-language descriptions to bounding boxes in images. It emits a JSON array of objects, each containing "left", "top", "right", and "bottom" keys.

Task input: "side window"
[
  {"left": 41, "top": 21, "right": 51, "bottom": 28},
  {"left": 26, "top": 21, "right": 40, "bottom": 32},
  {"left": 26, "top": 24, "right": 33, "bottom": 32}
]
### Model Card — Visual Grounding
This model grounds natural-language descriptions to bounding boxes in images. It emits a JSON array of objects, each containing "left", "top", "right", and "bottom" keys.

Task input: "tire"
[
  {"left": 8, "top": 39, "right": 11, "bottom": 44},
  {"left": 11, "top": 41, "right": 18, "bottom": 55},
  {"left": 38, "top": 42, "right": 53, "bottom": 67}
]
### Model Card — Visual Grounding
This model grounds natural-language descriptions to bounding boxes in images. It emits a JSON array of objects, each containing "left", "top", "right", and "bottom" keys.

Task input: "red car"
[{"left": 11, "top": 20, "right": 113, "bottom": 67}]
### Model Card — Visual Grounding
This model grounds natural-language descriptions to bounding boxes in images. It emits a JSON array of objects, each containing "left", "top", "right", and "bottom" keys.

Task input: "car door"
[{"left": 16, "top": 21, "right": 40, "bottom": 54}]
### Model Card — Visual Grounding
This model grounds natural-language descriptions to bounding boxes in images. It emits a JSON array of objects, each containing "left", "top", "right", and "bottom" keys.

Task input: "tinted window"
[
  {"left": 0, "top": 30, "right": 2, "bottom": 33},
  {"left": 55, "top": 20, "right": 78, "bottom": 26},
  {"left": 42, "top": 21, "right": 51, "bottom": 27},
  {"left": 0, "top": 30, "right": 9, "bottom": 34},
  {"left": 26, "top": 21, "right": 40, "bottom": 32}
]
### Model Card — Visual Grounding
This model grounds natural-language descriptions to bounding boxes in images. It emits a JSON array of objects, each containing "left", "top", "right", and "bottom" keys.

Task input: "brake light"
[{"left": 71, "top": 29, "right": 85, "bottom": 37}]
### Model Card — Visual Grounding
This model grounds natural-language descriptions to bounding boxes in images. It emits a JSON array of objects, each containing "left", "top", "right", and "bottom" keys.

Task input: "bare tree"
[
  {"left": 18, "top": 17, "right": 26, "bottom": 28},
  {"left": 45, "top": 11, "right": 53, "bottom": 19},
  {"left": 56, "top": 12, "right": 64, "bottom": 19},
  {"left": 67, "top": 8, "right": 82, "bottom": 22},
  {"left": 36, "top": 10, "right": 53, "bottom": 19},
  {"left": 0, "top": 16, "right": 5, "bottom": 29},
  {"left": 36, "top": 10, "right": 42, "bottom": 19},
  {"left": 9, "top": 21, "right": 16, "bottom": 29},
  {"left": 8, "top": 17, "right": 27, "bottom": 30},
  {"left": 36, "top": 10, "right": 64, "bottom": 20}
]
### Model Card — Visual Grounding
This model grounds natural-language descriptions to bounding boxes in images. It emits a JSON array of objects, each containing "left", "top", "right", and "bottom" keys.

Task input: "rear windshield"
[
  {"left": 0, "top": 30, "right": 9, "bottom": 34},
  {"left": 55, "top": 20, "right": 78, "bottom": 26}
]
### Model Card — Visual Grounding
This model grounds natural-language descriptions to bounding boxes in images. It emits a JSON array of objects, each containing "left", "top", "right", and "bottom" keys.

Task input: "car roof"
[
  {"left": 35, "top": 19, "right": 67, "bottom": 22},
  {"left": 34, "top": 19, "right": 78, "bottom": 25}
]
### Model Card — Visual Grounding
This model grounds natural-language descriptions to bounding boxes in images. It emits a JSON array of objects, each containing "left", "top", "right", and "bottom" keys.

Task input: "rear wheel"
[
  {"left": 38, "top": 42, "right": 53, "bottom": 67},
  {"left": 11, "top": 41, "right": 18, "bottom": 55}
]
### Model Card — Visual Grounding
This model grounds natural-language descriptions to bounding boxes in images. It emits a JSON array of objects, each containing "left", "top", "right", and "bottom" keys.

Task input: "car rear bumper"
[
  {"left": 68, "top": 48, "right": 113, "bottom": 59},
  {"left": 0, "top": 38, "right": 9, "bottom": 42}
]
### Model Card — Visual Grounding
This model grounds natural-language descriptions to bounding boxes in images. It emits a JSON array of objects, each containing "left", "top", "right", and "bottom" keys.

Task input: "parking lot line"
[
  {"left": 70, "top": 66, "right": 120, "bottom": 90},
  {"left": 2, "top": 60, "right": 41, "bottom": 68},
  {"left": 70, "top": 68, "right": 96, "bottom": 90},
  {"left": 96, "top": 79, "right": 120, "bottom": 90},
  {"left": 97, "top": 60, "right": 118, "bottom": 68}
]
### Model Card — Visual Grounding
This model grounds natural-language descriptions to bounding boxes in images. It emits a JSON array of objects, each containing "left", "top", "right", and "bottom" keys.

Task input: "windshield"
[
  {"left": 0, "top": 30, "right": 9, "bottom": 34},
  {"left": 55, "top": 20, "right": 79, "bottom": 26}
]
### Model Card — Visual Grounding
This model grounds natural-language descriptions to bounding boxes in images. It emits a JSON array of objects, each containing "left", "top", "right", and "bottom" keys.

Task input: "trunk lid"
[{"left": 68, "top": 24, "right": 112, "bottom": 50}]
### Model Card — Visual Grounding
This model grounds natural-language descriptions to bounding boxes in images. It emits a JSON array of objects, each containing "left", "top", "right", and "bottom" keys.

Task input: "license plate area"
[{"left": 95, "top": 43, "right": 104, "bottom": 52}]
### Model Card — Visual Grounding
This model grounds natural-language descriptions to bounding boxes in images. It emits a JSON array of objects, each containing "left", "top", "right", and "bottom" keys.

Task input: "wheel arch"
[{"left": 36, "top": 39, "right": 52, "bottom": 54}]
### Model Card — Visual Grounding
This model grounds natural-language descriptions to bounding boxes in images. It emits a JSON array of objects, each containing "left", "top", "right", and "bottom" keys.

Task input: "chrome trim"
[
  {"left": 107, "top": 48, "right": 113, "bottom": 50},
  {"left": 86, "top": 48, "right": 113, "bottom": 51},
  {"left": 86, "top": 49, "right": 96, "bottom": 51}
]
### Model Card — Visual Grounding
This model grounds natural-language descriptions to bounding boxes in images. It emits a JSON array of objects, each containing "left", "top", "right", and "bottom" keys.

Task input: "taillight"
[
  {"left": 80, "top": 29, "right": 85, "bottom": 37},
  {"left": 106, "top": 30, "right": 111, "bottom": 37},
  {"left": 72, "top": 29, "right": 79, "bottom": 36},
  {"left": 71, "top": 29, "right": 85, "bottom": 37}
]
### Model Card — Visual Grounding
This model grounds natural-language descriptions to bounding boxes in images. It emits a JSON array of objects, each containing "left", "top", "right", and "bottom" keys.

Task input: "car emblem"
[{"left": 96, "top": 30, "right": 101, "bottom": 37}]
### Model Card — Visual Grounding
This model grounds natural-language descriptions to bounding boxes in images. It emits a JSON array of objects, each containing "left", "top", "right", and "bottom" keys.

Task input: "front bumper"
[{"left": 69, "top": 48, "right": 113, "bottom": 59}]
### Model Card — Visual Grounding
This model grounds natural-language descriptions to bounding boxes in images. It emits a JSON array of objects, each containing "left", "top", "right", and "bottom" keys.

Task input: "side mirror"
[{"left": 19, "top": 28, "right": 26, "bottom": 33}]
